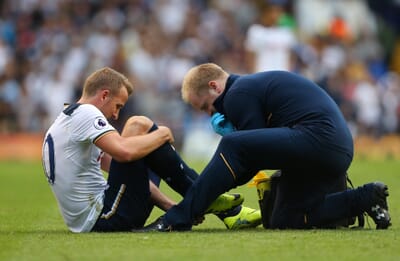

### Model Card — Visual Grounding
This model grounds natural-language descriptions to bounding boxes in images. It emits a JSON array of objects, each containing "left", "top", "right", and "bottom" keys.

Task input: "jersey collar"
[{"left": 63, "top": 103, "right": 82, "bottom": 116}]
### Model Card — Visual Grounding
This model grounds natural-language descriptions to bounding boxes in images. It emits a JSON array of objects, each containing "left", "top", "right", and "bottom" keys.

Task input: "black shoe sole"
[{"left": 370, "top": 182, "right": 391, "bottom": 229}]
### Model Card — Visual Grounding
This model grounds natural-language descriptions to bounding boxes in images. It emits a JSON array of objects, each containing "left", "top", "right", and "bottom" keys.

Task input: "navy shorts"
[{"left": 91, "top": 160, "right": 160, "bottom": 232}]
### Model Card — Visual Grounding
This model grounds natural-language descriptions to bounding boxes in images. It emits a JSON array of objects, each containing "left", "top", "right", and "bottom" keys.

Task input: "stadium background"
[
  {"left": 0, "top": 2, "right": 399, "bottom": 260},
  {"left": 0, "top": 0, "right": 400, "bottom": 161}
]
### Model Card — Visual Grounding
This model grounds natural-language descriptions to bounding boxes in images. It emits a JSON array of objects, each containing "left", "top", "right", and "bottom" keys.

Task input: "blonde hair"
[
  {"left": 83, "top": 67, "right": 133, "bottom": 97},
  {"left": 181, "top": 63, "right": 228, "bottom": 103}
]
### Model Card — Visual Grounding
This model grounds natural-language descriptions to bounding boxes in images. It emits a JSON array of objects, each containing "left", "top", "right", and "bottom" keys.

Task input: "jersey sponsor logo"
[{"left": 94, "top": 117, "right": 108, "bottom": 130}]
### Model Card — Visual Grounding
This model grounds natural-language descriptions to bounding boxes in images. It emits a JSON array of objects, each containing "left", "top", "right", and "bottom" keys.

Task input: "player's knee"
[
  {"left": 126, "top": 116, "right": 153, "bottom": 131},
  {"left": 122, "top": 116, "right": 154, "bottom": 137}
]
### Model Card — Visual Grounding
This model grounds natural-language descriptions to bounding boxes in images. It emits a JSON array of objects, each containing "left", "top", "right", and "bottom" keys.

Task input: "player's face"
[{"left": 100, "top": 87, "right": 129, "bottom": 120}]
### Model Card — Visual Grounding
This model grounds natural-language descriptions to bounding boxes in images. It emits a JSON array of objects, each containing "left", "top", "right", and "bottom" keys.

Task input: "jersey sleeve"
[{"left": 70, "top": 104, "right": 115, "bottom": 143}]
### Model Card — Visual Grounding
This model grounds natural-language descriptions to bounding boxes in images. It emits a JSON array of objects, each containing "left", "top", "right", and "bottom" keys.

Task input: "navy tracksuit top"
[{"left": 213, "top": 71, "right": 354, "bottom": 158}]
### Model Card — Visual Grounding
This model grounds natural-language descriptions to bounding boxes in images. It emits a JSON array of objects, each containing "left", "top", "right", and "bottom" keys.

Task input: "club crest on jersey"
[{"left": 94, "top": 117, "right": 107, "bottom": 130}]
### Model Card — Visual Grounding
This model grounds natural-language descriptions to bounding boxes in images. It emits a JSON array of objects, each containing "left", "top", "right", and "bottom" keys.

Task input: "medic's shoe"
[
  {"left": 205, "top": 193, "right": 244, "bottom": 214},
  {"left": 223, "top": 206, "right": 262, "bottom": 229},
  {"left": 366, "top": 182, "right": 391, "bottom": 229}
]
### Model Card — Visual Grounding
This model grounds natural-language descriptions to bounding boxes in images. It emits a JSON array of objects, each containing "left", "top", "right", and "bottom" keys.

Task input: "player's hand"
[
  {"left": 158, "top": 126, "right": 175, "bottom": 143},
  {"left": 211, "top": 112, "right": 235, "bottom": 136}
]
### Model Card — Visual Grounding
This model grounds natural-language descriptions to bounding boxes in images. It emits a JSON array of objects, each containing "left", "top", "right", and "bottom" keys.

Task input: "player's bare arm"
[
  {"left": 95, "top": 127, "right": 174, "bottom": 162},
  {"left": 97, "top": 116, "right": 174, "bottom": 166}
]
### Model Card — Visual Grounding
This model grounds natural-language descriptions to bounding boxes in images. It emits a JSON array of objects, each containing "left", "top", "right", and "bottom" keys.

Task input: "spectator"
[
  {"left": 0, "top": 0, "right": 398, "bottom": 149},
  {"left": 244, "top": 1, "right": 297, "bottom": 72}
]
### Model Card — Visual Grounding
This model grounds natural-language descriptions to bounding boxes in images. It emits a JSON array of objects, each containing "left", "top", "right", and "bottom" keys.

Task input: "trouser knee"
[{"left": 216, "top": 135, "right": 257, "bottom": 185}]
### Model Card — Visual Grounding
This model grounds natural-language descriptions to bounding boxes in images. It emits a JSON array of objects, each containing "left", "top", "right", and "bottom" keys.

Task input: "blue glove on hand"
[{"left": 210, "top": 112, "right": 236, "bottom": 136}]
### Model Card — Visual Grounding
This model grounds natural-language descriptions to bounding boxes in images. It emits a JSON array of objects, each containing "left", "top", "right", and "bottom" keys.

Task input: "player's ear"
[{"left": 100, "top": 89, "right": 110, "bottom": 101}]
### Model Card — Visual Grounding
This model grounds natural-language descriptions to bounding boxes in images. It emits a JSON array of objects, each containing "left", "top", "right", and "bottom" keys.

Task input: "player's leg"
[
  {"left": 144, "top": 170, "right": 162, "bottom": 218},
  {"left": 92, "top": 159, "right": 153, "bottom": 232},
  {"left": 123, "top": 116, "right": 196, "bottom": 196}
]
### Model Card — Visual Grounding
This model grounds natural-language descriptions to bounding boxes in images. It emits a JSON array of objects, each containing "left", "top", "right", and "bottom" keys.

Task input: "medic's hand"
[{"left": 210, "top": 112, "right": 236, "bottom": 136}]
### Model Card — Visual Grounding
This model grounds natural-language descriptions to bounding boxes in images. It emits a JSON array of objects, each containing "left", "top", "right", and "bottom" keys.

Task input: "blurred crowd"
[{"left": 1, "top": 0, "right": 400, "bottom": 151}]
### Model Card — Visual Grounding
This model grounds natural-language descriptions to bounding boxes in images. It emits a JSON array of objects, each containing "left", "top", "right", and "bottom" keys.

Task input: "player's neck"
[{"left": 77, "top": 95, "right": 97, "bottom": 106}]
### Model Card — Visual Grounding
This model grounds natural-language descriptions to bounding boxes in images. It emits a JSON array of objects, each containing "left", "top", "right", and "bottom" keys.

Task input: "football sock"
[
  {"left": 148, "top": 170, "right": 161, "bottom": 187},
  {"left": 144, "top": 123, "right": 198, "bottom": 196}
]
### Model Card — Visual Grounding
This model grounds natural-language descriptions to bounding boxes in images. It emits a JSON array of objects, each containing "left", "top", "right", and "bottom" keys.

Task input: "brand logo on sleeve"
[{"left": 94, "top": 117, "right": 108, "bottom": 130}]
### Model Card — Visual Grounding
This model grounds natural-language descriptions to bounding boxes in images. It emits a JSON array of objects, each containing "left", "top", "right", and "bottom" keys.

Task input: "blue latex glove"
[{"left": 210, "top": 112, "right": 236, "bottom": 136}]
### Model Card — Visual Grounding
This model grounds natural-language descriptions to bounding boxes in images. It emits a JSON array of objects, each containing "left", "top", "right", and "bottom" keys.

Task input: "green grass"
[{"left": 0, "top": 159, "right": 399, "bottom": 260}]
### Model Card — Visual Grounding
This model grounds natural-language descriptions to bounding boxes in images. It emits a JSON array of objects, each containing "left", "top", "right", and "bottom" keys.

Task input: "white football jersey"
[
  {"left": 245, "top": 24, "right": 297, "bottom": 72},
  {"left": 42, "top": 103, "right": 115, "bottom": 232}
]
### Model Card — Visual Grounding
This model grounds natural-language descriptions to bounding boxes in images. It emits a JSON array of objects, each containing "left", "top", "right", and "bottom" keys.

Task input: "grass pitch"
[{"left": 0, "top": 159, "right": 399, "bottom": 260}]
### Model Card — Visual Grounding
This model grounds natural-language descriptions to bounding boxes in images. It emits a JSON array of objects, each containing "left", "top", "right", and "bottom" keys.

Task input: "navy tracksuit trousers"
[{"left": 163, "top": 126, "right": 368, "bottom": 229}]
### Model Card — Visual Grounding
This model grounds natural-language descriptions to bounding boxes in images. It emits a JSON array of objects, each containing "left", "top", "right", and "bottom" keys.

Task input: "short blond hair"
[
  {"left": 181, "top": 63, "right": 228, "bottom": 103},
  {"left": 83, "top": 67, "right": 133, "bottom": 97}
]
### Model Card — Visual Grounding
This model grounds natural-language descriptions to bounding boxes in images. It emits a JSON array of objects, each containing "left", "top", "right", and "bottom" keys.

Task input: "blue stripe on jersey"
[
  {"left": 45, "top": 134, "right": 56, "bottom": 184},
  {"left": 63, "top": 103, "right": 81, "bottom": 116}
]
